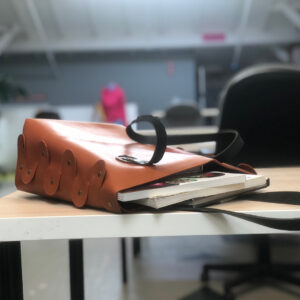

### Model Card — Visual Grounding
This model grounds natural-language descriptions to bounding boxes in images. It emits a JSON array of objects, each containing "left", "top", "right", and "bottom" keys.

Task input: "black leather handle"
[
  {"left": 126, "top": 115, "right": 244, "bottom": 165},
  {"left": 126, "top": 115, "right": 167, "bottom": 165}
]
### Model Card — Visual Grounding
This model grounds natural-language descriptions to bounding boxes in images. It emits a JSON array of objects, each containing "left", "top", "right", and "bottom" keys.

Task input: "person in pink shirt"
[{"left": 100, "top": 82, "right": 127, "bottom": 125}]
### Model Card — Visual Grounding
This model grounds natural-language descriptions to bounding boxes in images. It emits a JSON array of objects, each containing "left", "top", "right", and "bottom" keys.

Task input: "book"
[
  {"left": 133, "top": 174, "right": 268, "bottom": 209},
  {"left": 186, "top": 174, "right": 269, "bottom": 207},
  {"left": 118, "top": 172, "right": 246, "bottom": 202}
]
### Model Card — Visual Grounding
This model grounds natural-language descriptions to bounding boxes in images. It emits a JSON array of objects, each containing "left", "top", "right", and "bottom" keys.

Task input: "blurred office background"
[
  {"left": 1, "top": 0, "right": 300, "bottom": 299},
  {"left": 2, "top": 0, "right": 300, "bottom": 114}
]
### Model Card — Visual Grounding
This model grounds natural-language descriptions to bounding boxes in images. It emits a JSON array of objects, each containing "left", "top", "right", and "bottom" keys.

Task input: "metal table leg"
[
  {"left": 0, "top": 242, "right": 23, "bottom": 300},
  {"left": 69, "top": 239, "right": 84, "bottom": 300}
]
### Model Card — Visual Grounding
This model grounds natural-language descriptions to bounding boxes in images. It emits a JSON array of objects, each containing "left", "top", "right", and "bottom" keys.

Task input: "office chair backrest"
[
  {"left": 35, "top": 111, "right": 61, "bottom": 119},
  {"left": 164, "top": 104, "right": 201, "bottom": 127},
  {"left": 218, "top": 64, "right": 300, "bottom": 166}
]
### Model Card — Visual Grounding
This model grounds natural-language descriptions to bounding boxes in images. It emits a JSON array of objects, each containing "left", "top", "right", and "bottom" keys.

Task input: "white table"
[
  {"left": 138, "top": 126, "right": 218, "bottom": 154},
  {"left": 151, "top": 108, "right": 220, "bottom": 119},
  {"left": 1, "top": 167, "right": 300, "bottom": 299},
  {"left": 1, "top": 167, "right": 299, "bottom": 241}
]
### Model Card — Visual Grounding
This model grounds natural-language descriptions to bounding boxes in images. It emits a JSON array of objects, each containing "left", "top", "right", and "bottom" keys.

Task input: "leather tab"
[
  {"left": 89, "top": 160, "right": 106, "bottom": 187},
  {"left": 43, "top": 168, "right": 61, "bottom": 196},
  {"left": 61, "top": 150, "right": 77, "bottom": 177},
  {"left": 72, "top": 176, "right": 88, "bottom": 208},
  {"left": 21, "top": 163, "right": 38, "bottom": 184},
  {"left": 15, "top": 134, "right": 26, "bottom": 187},
  {"left": 88, "top": 160, "right": 106, "bottom": 204},
  {"left": 18, "top": 134, "right": 26, "bottom": 153},
  {"left": 39, "top": 140, "right": 49, "bottom": 164},
  {"left": 16, "top": 134, "right": 26, "bottom": 174},
  {"left": 18, "top": 134, "right": 38, "bottom": 184}
]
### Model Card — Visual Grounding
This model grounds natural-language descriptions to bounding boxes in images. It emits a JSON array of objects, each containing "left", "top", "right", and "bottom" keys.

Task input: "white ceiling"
[{"left": 0, "top": 0, "right": 300, "bottom": 53}]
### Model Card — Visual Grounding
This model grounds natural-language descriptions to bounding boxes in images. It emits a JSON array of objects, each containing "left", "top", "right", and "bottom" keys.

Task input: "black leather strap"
[
  {"left": 178, "top": 205, "right": 300, "bottom": 231},
  {"left": 169, "top": 191, "right": 300, "bottom": 231},
  {"left": 126, "top": 115, "right": 167, "bottom": 165},
  {"left": 126, "top": 115, "right": 244, "bottom": 165}
]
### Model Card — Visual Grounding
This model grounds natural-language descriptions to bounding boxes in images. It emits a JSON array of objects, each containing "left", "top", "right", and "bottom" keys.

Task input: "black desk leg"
[
  {"left": 69, "top": 239, "right": 84, "bottom": 300},
  {"left": 121, "top": 238, "right": 127, "bottom": 284},
  {"left": 133, "top": 237, "right": 141, "bottom": 257},
  {"left": 0, "top": 241, "right": 24, "bottom": 300}
]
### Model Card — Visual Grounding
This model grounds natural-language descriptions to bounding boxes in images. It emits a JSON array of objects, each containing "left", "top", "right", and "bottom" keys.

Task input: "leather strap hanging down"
[
  {"left": 160, "top": 191, "right": 300, "bottom": 231},
  {"left": 179, "top": 206, "right": 300, "bottom": 231},
  {"left": 125, "top": 115, "right": 244, "bottom": 165}
]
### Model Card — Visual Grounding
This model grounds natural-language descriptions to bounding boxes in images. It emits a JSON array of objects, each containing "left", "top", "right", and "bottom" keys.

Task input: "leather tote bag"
[
  {"left": 15, "top": 115, "right": 249, "bottom": 213},
  {"left": 15, "top": 115, "right": 300, "bottom": 231}
]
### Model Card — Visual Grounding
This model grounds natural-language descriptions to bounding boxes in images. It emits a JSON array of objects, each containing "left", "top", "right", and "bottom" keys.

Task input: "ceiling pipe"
[
  {"left": 231, "top": 0, "right": 253, "bottom": 70},
  {"left": 25, "top": 0, "right": 59, "bottom": 76},
  {"left": 7, "top": 32, "right": 300, "bottom": 53},
  {"left": 272, "top": 46, "right": 290, "bottom": 63},
  {"left": 275, "top": 2, "right": 300, "bottom": 31},
  {"left": 0, "top": 25, "right": 19, "bottom": 56}
]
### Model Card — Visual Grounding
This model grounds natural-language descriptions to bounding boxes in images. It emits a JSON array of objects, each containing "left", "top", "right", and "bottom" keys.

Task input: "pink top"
[{"left": 100, "top": 84, "right": 127, "bottom": 125}]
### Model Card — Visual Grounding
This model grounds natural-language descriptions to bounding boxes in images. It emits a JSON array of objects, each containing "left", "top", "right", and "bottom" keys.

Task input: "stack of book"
[{"left": 118, "top": 171, "right": 269, "bottom": 209}]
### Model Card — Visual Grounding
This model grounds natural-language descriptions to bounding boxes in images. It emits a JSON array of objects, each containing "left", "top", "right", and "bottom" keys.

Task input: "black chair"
[
  {"left": 201, "top": 64, "right": 300, "bottom": 299},
  {"left": 218, "top": 63, "right": 300, "bottom": 166},
  {"left": 162, "top": 103, "right": 202, "bottom": 127},
  {"left": 34, "top": 111, "right": 61, "bottom": 119}
]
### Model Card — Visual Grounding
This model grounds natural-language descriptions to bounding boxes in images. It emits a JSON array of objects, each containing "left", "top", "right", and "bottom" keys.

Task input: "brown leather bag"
[{"left": 15, "top": 116, "right": 252, "bottom": 213}]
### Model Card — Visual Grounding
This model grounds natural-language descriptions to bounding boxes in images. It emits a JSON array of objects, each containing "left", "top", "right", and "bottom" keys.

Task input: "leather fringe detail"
[{"left": 15, "top": 137, "right": 106, "bottom": 209}]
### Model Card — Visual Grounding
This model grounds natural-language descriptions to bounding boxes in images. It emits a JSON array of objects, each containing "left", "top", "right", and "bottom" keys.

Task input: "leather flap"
[
  {"left": 43, "top": 168, "right": 61, "bottom": 196},
  {"left": 61, "top": 150, "right": 77, "bottom": 177},
  {"left": 21, "top": 163, "right": 38, "bottom": 185},
  {"left": 15, "top": 134, "right": 26, "bottom": 187},
  {"left": 87, "top": 160, "right": 106, "bottom": 206},
  {"left": 72, "top": 176, "right": 88, "bottom": 208},
  {"left": 88, "top": 160, "right": 106, "bottom": 188},
  {"left": 17, "top": 135, "right": 38, "bottom": 185},
  {"left": 39, "top": 140, "right": 50, "bottom": 166},
  {"left": 18, "top": 134, "right": 25, "bottom": 153},
  {"left": 16, "top": 134, "right": 26, "bottom": 172}
]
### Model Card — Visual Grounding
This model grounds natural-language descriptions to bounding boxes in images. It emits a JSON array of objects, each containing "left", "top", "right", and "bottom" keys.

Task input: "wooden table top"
[
  {"left": 1, "top": 167, "right": 299, "bottom": 218},
  {"left": 0, "top": 167, "right": 299, "bottom": 241}
]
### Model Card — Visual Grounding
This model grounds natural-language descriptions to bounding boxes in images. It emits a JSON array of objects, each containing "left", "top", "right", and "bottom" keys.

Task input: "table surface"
[
  {"left": 138, "top": 126, "right": 218, "bottom": 153},
  {"left": 1, "top": 167, "right": 300, "bottom": 241},
  {"left": 151, "top": 108, "right": 220, "bottom": 118}
]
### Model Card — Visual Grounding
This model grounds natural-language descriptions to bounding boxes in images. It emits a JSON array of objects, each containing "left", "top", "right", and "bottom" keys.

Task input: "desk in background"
[
  {"left": 152, "top": 108, "right": 219, "bottom": 119},
  {"left": 138, "top": 126, "right": 218, "bottom": 154},
  {"left": 152, "top": 107, "right": 219, "bottom": 126}
]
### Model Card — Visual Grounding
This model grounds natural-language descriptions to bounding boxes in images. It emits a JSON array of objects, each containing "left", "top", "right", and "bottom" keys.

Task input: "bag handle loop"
[{"left": 124, "top": 115, "right": 244, "bottom": 165}]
